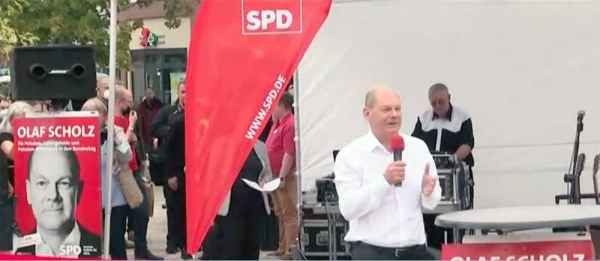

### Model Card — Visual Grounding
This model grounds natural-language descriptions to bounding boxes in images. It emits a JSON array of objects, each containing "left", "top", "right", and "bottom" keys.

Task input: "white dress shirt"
[
  {"left": 334, "top": 131, "right": 442, "bottom": 248},
  {"left": 13, "top": 223, "right": 81, "bottom": 257}
]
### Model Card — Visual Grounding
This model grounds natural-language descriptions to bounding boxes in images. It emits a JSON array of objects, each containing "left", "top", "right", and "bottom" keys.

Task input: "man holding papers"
[
  {"left": 266, "top": 92, "right": 298, "bottom": 260},
  {"left": 201, "top": 138, "right": 274, "bottom": 260}
]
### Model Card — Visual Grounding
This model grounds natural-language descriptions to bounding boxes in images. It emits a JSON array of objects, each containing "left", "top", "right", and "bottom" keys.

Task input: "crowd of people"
[{"left": 0, "top": 73, "right": 300, "bottom": 260}]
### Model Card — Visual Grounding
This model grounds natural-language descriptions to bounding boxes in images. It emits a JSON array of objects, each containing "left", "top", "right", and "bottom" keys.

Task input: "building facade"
[{"left": 119, "top": 1, "right": 198, "bottom": 104}]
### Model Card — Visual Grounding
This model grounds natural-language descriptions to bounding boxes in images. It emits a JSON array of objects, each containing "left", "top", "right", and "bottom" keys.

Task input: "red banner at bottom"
[
  {"left": 442, "top": 241, "right": 593, "bottom": 261},
  {"left": 0, "top": 253, "right": 102, "bottom": 260}
]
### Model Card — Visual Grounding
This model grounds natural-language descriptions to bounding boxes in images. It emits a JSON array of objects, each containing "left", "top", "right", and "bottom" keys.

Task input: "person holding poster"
[{"left": 13, "top": 140, "right": 101, "bottom": 257}]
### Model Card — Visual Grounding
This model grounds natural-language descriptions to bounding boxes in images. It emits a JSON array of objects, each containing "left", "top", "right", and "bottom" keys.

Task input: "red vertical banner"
[
  {"left": 12, "top": 111, "right": 101, "bottom": 259},
  {"left": 185, "top": 0, "right": 332, "bottom": 253}
]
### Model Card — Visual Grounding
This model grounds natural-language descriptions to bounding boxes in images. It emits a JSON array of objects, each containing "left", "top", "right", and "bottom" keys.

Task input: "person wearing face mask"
[
  {"left": 96, "top": 73, "right": 110, "bottom": 106},
  {"left": 113, "top": 85, "right": 162, "bottom": 260},
  {"left": 81, "top": 97, "right": 132, "bottom": 259}
]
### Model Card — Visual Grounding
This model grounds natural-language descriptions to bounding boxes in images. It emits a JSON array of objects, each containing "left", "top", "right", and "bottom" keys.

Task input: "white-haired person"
[{"left": 81, "top": 97, "right": 133, "bottom": 259}]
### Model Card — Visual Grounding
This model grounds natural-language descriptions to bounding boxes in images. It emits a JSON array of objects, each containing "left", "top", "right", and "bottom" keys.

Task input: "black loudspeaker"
[{"left": 10, "top": 45, "right": 97, "bottom": 100}]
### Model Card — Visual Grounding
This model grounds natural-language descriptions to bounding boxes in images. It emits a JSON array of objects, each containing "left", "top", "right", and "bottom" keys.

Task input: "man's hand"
[
  {"left": 278, "top": 176, "right": 286, "bottom": 189},
  {"left": 129, "top": 110, "right": 138, "bottom": 124},
  {"left": 168, "top": 176, "right": 178, "bottom": 191},
  {"left": 153, "top": 138, "right": 159, "bottom": 149},
  {"left": 422, "top": 164, "right": 436, "bottom": 196},
  {"left": 7, "top": 182, "right": 13, "bottom": 197},
  {"left": 383, "top": 161, "right": 406, "bottom": 185}
]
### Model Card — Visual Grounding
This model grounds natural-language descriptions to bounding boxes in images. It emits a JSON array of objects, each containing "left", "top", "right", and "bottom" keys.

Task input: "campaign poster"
[
  {"left": 442, "top": 240, "right": 593, "bottom": 261},
  {"left": 11, "top": 111, "right": 101, "bottom": 259},
  {"left": 169, "top": 72, "right": 185, "bottom": 104}
]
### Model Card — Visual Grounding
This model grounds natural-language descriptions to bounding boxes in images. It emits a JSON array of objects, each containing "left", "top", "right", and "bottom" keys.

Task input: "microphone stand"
[{"left": 565, "top": 116, "right": 584, "bottom": 204}]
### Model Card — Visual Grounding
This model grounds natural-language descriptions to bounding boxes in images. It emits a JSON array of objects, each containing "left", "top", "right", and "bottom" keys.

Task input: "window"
[
  {"left": 164, "top": 53, "right": 186, "bottom": 65},
  {"left": 145, "top": 54, "right": 159, "bottom": 65}
]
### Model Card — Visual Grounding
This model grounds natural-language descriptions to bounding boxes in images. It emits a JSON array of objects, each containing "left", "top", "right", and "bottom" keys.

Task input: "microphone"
[
  {"left": 578, "top": 110, "right": 585, "bottom": 121},
  {"left": 391, "top": 134, "right": 405, "bottom": 187}
]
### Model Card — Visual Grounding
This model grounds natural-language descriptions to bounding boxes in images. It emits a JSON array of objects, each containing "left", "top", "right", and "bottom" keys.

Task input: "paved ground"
[{"left": 126, "top": 185, "right": 278, "bottom": 260}]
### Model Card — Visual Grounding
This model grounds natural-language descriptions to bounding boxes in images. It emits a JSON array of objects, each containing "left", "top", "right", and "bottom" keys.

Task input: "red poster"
[
  {"left": 442, "top": 241, "right": 593, "bottom": 261},
  {"left": 185, "top": 0, "right": 331, "bottom": 254},
  {"left": 11, "top": 111, "right": 101, "bottom": 259}
]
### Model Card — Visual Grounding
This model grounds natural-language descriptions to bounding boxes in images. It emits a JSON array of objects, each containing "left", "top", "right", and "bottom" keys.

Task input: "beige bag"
[
  {"left": 116, "top": 163, "right": 143, "bottom": 209},
  {"left": 142, "top": 166, "right": 155, "bottom": 217}
]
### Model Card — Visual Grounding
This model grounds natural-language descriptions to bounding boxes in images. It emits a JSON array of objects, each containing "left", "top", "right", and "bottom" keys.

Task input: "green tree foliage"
[
  {"left": 0, "top": 0, "right": 38, "bottom": 64},
  {"left": 3, "top": 0, "right": 198, "bottom": 70},
  {"left": 135, "top": 0, "right": 199, "bottom": 29}
]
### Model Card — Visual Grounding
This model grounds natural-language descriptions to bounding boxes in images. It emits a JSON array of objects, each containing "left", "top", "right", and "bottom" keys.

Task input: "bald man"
[
  {"left": 333, "top": 86, "right": 442, "bottom": 260},
  {"left": 13, "top": 141, "right": 101, "bottom": 258},
  {"left": 114, "top": 86, "right": 163, "bottom": 260}
]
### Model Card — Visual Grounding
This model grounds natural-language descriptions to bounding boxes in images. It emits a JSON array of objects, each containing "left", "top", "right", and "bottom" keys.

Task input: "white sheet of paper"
[{"left": 242, "top": 178, "right": 280, "bottom": 192}]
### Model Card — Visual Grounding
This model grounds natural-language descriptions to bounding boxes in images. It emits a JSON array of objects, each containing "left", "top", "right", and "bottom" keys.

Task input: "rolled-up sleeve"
[
  {"left": 334, "top": 148, "right": 392, "bottom": 221},
  {"left": 421, "top": 142, "right": 442, "bottom": 210}
]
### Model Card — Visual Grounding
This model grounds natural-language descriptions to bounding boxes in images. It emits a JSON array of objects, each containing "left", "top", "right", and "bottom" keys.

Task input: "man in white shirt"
[{"left": 334, "top": 86, "right": 442, "bottom": 260}]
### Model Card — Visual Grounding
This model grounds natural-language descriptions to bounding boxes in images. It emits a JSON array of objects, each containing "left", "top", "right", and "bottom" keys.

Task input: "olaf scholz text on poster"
[{"left": 11, "top": 111, "right": 101, "bottom": 259}]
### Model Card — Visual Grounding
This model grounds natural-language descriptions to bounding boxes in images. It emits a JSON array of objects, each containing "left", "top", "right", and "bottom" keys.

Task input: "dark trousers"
[
  {"left": 103, "top": 205, "right": 129, "bottom": 260},
  {"left": 128, "top": 171, "right": 151, "bottom": 255},
  {"left": 170, "top": 189, "right": 186, "bottom": 250},
  {"left": 424, "top": 184, "right": 475, "bottom": 249},
  {"left": 163, "top": 184, "right": 177, "bottom": 249},
  {"left": 350, "top": 242, "right": 434, "bottom": 260},
  {"left": 423, "top": 214, "right": 450, "bottom": 250},
  {"left": 202, "top": 191, "right": 265, "bottom": 260},
  {"left": 0, "top": 195, "right": 12, "bottom": 251}
]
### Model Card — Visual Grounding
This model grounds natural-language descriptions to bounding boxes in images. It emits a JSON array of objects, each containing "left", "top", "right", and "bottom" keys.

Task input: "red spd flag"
[
  {"left": 185, "top": 0, "right": 332, "bottom": 254},
  {"left": 12, "top": 112, "right": 101, "bottom": 259},
  {"left": 442, "top": 241, "right": 593, "bottom": 261}
]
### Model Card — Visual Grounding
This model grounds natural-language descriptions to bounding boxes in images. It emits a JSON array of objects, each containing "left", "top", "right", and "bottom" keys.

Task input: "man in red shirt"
[
  {"left": 266, "top": 92, "right": 297, "bottom": 260},
  {"left": 114, "top": 85, "right": 163, "bottom": 260}
]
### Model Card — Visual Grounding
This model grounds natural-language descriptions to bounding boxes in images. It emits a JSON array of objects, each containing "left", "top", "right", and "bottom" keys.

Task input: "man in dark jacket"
[
  {"left": 150, "top": 82, "right": 185, "bottom": 254},
  {"left": 140, "top": 88, "right": 164, "bottom": 145},
  {"left": 162, "top": 114, "right": 191, "bottom": 259}
]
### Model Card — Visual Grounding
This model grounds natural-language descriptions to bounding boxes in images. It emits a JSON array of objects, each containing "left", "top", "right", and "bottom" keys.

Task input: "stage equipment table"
[
  {"left": 435, "top": 205, "right": 600, "bottom": 261},
  {"left": 300, "top": 203, "right": 347, "bottom": 260}
]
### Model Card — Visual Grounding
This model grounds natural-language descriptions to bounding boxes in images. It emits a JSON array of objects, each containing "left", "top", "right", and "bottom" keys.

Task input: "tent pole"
[{"left": 102, "top": 0, "right": 118, "bottom": 258}]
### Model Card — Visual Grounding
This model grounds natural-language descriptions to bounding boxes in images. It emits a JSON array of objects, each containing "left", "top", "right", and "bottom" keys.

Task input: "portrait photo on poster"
[{"left": 12, "top": 112, "right": 101, "bottom": 258}]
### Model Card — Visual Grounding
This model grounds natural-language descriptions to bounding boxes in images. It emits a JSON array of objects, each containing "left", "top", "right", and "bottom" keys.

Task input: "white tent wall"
[{"left": 297, "top": 0, "right": 600, "bottom": 208}]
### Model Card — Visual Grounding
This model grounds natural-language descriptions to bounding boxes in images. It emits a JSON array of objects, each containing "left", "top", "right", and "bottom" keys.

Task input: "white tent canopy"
[{"left": 297, "top": 0, "right": 600, "bottom": 208}]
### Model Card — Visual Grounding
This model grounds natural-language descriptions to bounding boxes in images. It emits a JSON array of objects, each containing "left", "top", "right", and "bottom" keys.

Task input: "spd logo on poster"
[{"left": 242, "top": 0, "right": 303, "bottom": 35}]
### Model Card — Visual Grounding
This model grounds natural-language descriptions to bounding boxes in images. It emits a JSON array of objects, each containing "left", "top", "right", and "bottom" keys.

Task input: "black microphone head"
[{"left": 578, "top": 110, "right": 585, "bottom": 117}]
